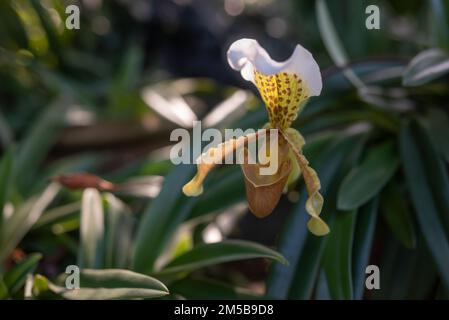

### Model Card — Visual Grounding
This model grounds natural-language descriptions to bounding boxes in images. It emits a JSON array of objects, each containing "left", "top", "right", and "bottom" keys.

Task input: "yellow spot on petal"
[{"left": 254, "top": 71, "right": 309, "bottom": 129}]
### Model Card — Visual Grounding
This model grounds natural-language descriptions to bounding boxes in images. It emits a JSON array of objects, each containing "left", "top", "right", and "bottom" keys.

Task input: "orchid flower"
[{"left": 183, "top": 39, "right": 329, "bottom": 236}]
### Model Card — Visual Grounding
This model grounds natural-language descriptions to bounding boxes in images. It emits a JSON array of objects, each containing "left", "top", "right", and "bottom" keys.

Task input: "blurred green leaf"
[
  {"left": 430, "top": 0, "right": 449, "bottom": 50},
  {"left": 0, "top": 146, "right": 14, "bottom": 238},
  {"left": 16, "top": 96, "right": 69, "bottom": 193},
  {"left": 132, "top": 165, "right": 196, "bottom": 274},
  {"left": 109, "top": 45, "right": 144, "bottom": 117},
  {"left": 30, "top": 0, "right": 61, "bottom": 58},
  {"left": 78, "top": 188, "right": 104, "bottom": 269},
  {"left": 337, "top": 141, "right": 398, "bottom": 210},
  {"left": 400, "top": 120, "right": 449, "bottom": 290},
  {"left": 0, "top": 1, "right": 28, "bottom": 48},
  {"left": 352, "top": 198, "right": 378, "bottom": 299},
  {"left": 0, "top": 183, "right": 60, "bottom": 263},
  {"left": 425, "top": 108, "right": 449, "bottom": 163},
  {"left": 170, "top": 277, "right": 258, "bottom": 299},
  {"left": 381, "top": 181, "right": 416, "bottom": 249},
  {"left": 4, "top": 253, "right": 42, "bottom": 296},
  {"left": 374, "top": 237, "right": 437, "bottom": 299},
  {"left": 316, "top": 0, "right": 365, "bottom": 89},
  {"left": 323, "top": 210, "right": 356, "bottom": 300},
  {"left": 402, "top": 48, "right": 449, "bottom": 86},
  {"left": 104, "top": 193, "right": 133, "bottom": 269},
  {"left": 50, "top": 269, "right": 168, "bottom": 300},
  {"left": 414, "top": 119, "right": 449, "bottom": 242},
  {"left": 0, "top": 275, "right": 7, "bottom": 299},
  {"left": 159, "top": 240, "right": 287, "bottom": 275},
  {"left": 32, "top": 201, "right": 80, "bottom": 230}
]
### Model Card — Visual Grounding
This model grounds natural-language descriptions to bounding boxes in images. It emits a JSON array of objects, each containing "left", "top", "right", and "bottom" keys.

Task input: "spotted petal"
[{"left": 227, "top": 39, "right": 322, "bottom": 128}]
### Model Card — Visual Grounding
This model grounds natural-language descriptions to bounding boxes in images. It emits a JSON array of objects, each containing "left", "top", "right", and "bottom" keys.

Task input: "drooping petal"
[
  {"left": 182, "top": 131, "right": 262, "bottom": 197},
  {"left": 284, "top": 128, "right": 305, "bottom": 186},
  {"left": 280, "top": 130, "right": 329, "bottom": 236},
  {"left": 227, "top": 39, "right": 322, "bottom": 128}
]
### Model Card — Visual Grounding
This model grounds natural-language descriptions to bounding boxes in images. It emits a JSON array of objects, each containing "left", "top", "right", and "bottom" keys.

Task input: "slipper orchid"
[{"left": 183, "top": 39, "right": 329, "bottom": 236}]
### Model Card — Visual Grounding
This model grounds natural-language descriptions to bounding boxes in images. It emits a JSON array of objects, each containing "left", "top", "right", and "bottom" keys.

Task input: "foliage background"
[{"left": 1, "top": 0, "right": 449, "bottom": 299}]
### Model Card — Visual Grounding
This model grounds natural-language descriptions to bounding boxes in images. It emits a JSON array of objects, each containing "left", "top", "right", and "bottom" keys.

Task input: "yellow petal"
[
  {"left": 280, "top": 130, "right": 329, "bottom": 236},
  {"left": 286, "top": 149, "right": 301, "bottom": 187},
  {"left": 284, "top": 128, "right": 305, "bottom": 187},
  {"left": 182, "top": 131, "right": 261, "bottom": 197},
  {"left": 307, "top": 216, "right": 330, "bottom": 236},
  {"left": 284, "top": 127, "right": 305, "bottom": 150},
  {"left": 254, "top": 71, "right": 309, "bottom": 129}
]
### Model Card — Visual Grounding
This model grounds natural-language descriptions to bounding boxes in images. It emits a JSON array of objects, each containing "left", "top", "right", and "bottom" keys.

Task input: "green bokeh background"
[{"left": 0, "top": 0, "right": 449, "bottom": 300}]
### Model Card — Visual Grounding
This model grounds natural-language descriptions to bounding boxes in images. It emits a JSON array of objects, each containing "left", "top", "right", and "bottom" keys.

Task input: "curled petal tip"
[
  {"left": 307, "top": 217, "right": 330, "bottom": 236},
  {"left": 182, "top": 179, "right": 204, "bottom": 197},
  {"left": 305, "top": 192, "right": 324, "bottom": 217}
]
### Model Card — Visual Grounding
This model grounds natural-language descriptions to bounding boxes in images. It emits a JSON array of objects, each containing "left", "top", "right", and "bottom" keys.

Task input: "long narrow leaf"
[
  {"left": 0, "top": 183, "right": 60, "bottom": 263},
  {"left": 158, "top": 240, "right": 287, "bottom": 275},
  {"left": 49, "top": 269, "right": 168, "bottom": 300},
  {"left": 132, "top": 165, "right": 196, "bottom": 273},
  {"left": 323, "top": 210, "right": 356, "bottom": 300},
  {"left": 352, "top": 198, "right": 378, "bottom": 299},
  {"left": 78, "top": 188, "right": 104, "bottom": 269},
  {"left": 4, "top": 253, "right": 42, "bottom": 296},
  {"left": 399, "top": 120, "right": 449, "bottom": 290},
  {"left": 337, "top": 141, "right": 398, "bottom": 210}
]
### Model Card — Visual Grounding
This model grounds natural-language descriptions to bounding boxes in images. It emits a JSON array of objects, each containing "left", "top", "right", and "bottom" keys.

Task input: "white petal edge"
[{"left": 227, "top": 38, "right": 322, "bottom": 96}]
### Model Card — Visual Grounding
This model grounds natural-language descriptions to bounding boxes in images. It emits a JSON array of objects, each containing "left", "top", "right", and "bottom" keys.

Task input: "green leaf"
[
  {"left": 32, "top": 201, "right": 80, "bottom": 230},
  {"left": 286, "top": 228, "right": 330, "bottom": 299},
  {"left": 399, "top": 120, "right": 449, "bottom": 290},
  {"left": 78, "top": 188, "right": 104, "bottom": 269},
  {"left": 381, "top": 181, "right": 416, "bottom": 249},
  {"left": 337, "top": 141, "right": 398, "bottom": 210},
  {"left": 352, "top": 198, "right": 378, "bottom": 299},
  {"left": 373, "top": 237, "right": 437, "bottom": 299},
  {"left": 315, "top": 0, "right": 365, "bottom": 89},
  {"left": 430, "top": 0, "right": 449, "bottom": 50},
  {"left": 0, "top": 183, "right": 60, "bottom": 263},
  {"left": 0, "top": 146, "right": 14, "bottom": 239},
  {"left": 0, "top": 1, "right": 28, "bottom": 48},
  {"left": 132, "top": 164, "right": 196, "bottom": 274},
  {"left": 323, "top": 210, "right": 356, "bottom": 300},
  {"left": 0, "top": 275, "right": 7, "bottom": 299},
  {"left": 16, "top": 96, "right": 69, "bottom": 193},
  {"left": 170, "top": 277, "right": 259, "bottom": 299},
  {"left": 158, "top": 240, "right": 287, "bottom": 275},
  {"left": 414, "top": 119, "right": 449, "bottom": 243},
  {"left": 104, "top": 193, "right": 133, "bottom": 269},
  {"left": 425, "top": 108, "right": 449, "bottom": 163},
  {"left": 402, "top": 48, "right": 449, "bottom": 86},
  {"left": 4, "top": 253, "right": 42, "bottom": 296},
  {"left": 30, "top": 0, "right": 61, "bottom": 58},
  {"left": 50, "top": 269, "right": 168, "bottom": 300}
]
